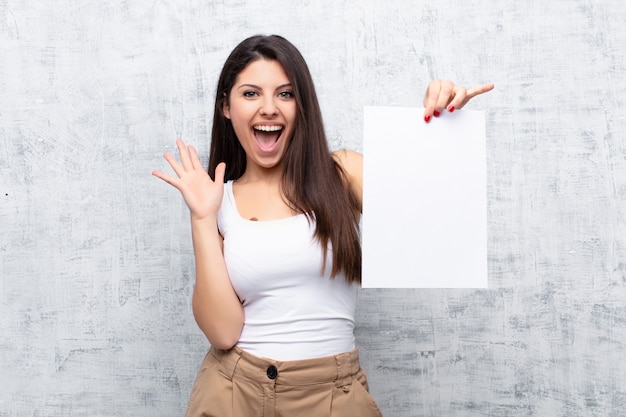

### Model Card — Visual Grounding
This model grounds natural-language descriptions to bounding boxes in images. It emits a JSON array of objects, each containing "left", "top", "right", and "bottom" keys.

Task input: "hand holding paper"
[{"left": 422, "top": 80, "right": 495, "bottom": 122}]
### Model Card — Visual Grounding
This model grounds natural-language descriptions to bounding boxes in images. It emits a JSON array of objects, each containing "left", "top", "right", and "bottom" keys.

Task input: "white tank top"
[{"left": 217, "top": 180, "right": 358, "bottom": 360}]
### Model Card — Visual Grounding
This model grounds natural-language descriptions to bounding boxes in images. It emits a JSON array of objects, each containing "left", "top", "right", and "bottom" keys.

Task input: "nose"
[{"left": 259, "top": 97, "right": 278, "bottom": 116}]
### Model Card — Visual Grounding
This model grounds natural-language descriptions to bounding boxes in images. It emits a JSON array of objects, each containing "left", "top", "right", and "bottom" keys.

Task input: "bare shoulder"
[
  {"left": 332, "top": 149, "right": 362, "bottom": 179},
  {"left": 332, "top": 149, "right": 363, "bottom": 207}
]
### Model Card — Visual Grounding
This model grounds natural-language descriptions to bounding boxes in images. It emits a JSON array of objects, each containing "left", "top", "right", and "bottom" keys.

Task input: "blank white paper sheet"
[{"left": 362, "top": 106, "right": 488, "bottom": 288}]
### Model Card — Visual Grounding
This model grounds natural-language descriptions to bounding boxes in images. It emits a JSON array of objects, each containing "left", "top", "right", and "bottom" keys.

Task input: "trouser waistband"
[{"left": 210, "top": 346, "right": 362, "bottom": 388}]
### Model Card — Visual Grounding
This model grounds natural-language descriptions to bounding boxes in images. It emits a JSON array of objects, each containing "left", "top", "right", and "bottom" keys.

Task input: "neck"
[{"left": 238, "top": 162, "right": 284, "bottom": 186}]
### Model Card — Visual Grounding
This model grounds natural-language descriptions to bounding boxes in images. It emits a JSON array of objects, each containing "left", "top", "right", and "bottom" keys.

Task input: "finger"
[
  {"left": 423, "top": 80, "right": 442, "bottom": 122},
  {"left": 445, "top": 86, "right": 468, "bottom": 112},
  {"left": 467, "top": 82, "right": 495, "bottom": 100},
  {"left": 152, "top": 169, "right": 181, "bottom": 188},
  {"left": 163, "top": 152, "right": 185, "bottom": 178},
  {"left": 434, "top": 80, "right": 455, "bottom": 114},
  {"left": 188, "top": 145, "right": 203, "bottom": 170},
  {"left": 176, "top": 139, "right": 193, "bottom": 170},
  {"left": 214, "top": 162, "right": 226, "bottom": 184},
  {"left": 458, "top": 83, "right": 495, "bottom": 109}
]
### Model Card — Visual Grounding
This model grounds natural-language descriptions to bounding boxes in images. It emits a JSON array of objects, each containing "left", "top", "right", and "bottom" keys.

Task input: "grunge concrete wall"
[{"left": 1, "top": 1, "right": 625, "bottom": 416}]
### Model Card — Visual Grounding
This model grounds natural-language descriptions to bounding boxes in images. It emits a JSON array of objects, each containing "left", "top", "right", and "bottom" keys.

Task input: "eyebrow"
[{"left": 236, "top": 83, "right": 293, "bottom": 91}]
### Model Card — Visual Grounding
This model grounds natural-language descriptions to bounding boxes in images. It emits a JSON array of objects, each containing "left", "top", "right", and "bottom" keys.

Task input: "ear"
[{"left": 222, "top": 95, "right": 231, "bottom": 119}]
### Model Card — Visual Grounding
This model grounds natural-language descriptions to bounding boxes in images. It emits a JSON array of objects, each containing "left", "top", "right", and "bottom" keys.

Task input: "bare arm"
[
  {"left": 189, "top": 215, "right": 244, "bottom": 349},
  {"left": 153, "top": 140, "right": 243, "bottom": 349},
  {"left": 332, "top": 149, "right": 363, "bottom": 211}
]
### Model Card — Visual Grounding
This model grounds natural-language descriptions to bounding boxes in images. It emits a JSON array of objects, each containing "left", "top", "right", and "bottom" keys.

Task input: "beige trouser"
[{"left": 185, "top": 346, "right": 383, "bottom": 417}]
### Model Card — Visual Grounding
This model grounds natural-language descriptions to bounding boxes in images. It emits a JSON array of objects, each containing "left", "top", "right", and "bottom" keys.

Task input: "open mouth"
[{"left": 253, "top": 124, "right": 284, "bottom": 152}]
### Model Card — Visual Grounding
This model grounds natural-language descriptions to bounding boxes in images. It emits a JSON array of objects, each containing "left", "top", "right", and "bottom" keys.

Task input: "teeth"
[{"left": 254, "top": 125, "right": 283, "bottom": 132}]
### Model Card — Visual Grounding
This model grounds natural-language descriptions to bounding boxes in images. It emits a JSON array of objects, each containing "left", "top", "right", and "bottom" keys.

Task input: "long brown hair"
[{"left": 208, "top": 35, "right": 361, "bottom": 284}]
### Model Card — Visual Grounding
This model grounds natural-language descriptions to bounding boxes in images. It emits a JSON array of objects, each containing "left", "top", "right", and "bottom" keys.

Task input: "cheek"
[
  {"left": 282, "top": 104, "right": 297, "bottom": 124},
  {"left": 228, "top": 109, "right": 247, "bottom": 130},
  {"left": 232, "top": 123, "right": 250, "bottom": 142},
  {"left": 229, "top": 102, "right": 255, "bottom": 123}
]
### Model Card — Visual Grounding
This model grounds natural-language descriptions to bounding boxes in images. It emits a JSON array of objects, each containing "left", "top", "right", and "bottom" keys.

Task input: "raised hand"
[
  {"left": 423, "top": 80, "right": 494, "bottom": 122},
  {"left": 152, "top": 139, "right": 226, "bottom": 221}
]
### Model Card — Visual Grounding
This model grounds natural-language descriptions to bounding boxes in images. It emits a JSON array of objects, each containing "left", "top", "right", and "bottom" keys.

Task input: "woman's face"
[{"left": 223, "top": 58, "right": 297, "bottom": 174}]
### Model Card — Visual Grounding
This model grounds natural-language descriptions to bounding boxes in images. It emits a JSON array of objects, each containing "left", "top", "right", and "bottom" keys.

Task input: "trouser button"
[{"left": 266, "top": 365, "right": 278, "bottom": 380}]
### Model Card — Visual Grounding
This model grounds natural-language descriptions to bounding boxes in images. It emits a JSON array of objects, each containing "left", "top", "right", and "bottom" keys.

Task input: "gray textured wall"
[{"left": 1, "top": 1, "right": 625, "bottom": 416}]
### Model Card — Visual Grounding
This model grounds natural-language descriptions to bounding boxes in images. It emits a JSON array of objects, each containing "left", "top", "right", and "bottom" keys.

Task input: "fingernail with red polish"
[
  {"left": 448, "top": 105, "right": 455, "bottom": 113},
  {"left": 424, "top": 114, "right": 431, "bottom": 122},
  {"left": 434, "top": 111, "right": 440, "bottom": 117}
]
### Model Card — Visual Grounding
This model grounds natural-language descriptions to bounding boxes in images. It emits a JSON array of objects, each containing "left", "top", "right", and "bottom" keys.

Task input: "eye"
[
  {"left": 243, "top": 90, "right": 258, "bottom": 98},
  {"left": 279, "top": 90, "right": 294, "bottom": 99}
]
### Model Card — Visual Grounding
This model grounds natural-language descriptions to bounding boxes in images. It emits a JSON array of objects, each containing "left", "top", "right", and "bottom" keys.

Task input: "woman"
[{"left": 153, "top": 35, "right": 493, "bottom": 417}]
